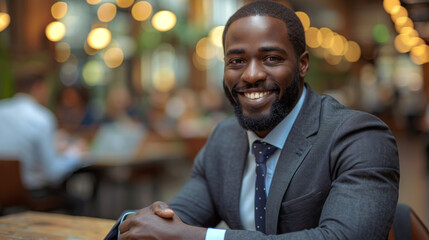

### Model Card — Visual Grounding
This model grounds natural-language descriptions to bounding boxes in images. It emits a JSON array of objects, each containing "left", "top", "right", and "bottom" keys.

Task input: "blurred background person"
[
  {"left": 55, "top": 85, "right": 99, "bottom": 140},
  {"left": 0, "top": 71, "right": 87, "bottom": 214},
  {"left": 90, "top": 85, "right": 147, "bottom": 159}
]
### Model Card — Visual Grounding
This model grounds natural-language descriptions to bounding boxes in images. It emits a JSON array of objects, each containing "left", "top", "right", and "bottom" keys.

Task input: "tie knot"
[{"left": 252, "top": 140, "right": 277, "bottom": 164}]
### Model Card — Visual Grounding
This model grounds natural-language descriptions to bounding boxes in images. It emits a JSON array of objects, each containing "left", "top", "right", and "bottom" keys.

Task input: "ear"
[{"left": 298, "top": 51, "right": 310, "bottom": 79}]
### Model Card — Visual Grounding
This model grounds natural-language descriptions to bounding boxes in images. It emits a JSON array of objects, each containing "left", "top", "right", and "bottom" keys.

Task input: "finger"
[
  {"left": 118, "top": 230, "right": 129, "bottom": 240},
  {"left": 118, "top": 221, "right": 129, "bottom": 234},
  {"left": 152, "top": 201, "right": 175, "bottom": 218},
  {"left": 118, "top": 213, "right": 136, "bottom": 233}
]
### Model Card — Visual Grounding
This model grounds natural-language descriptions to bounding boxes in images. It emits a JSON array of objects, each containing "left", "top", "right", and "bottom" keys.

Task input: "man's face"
[{"left": 223, "top": 16, "right": 306, "bottom": 137}]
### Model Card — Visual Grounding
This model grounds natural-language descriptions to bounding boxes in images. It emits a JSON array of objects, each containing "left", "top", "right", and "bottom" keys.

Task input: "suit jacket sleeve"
[{"left": 225, "top": 112, "right": 399, "bottom": 239}]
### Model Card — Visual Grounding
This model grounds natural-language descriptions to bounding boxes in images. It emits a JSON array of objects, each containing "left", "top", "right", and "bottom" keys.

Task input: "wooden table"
[
  {"left": 0, "top": 211, "right": 115, "bottom": 239},
  {"left": 84, "top": 138, "right": 186, "bottom": 167}
]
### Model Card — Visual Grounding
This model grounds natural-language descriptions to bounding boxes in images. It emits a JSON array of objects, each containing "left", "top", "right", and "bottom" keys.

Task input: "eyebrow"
[
  {"left": 259, "top": 46, "right": 287, "bottom": 54},
  {"left": 225, "top": 46, "right": 287, "bottom": 56},
  {"left": 225, "top": 48, "right": 244, "bottom": 56}
]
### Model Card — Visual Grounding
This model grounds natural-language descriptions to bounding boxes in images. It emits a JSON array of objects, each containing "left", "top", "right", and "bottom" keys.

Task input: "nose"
[{"left": 241, "top": 60, "right": 267, "bottom": 84}]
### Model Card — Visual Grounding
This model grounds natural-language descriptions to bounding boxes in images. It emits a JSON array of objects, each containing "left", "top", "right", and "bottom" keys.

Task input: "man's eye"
[
  {"left": 229, "top": 59, "right": 244, "bottom": 64},
  {"left": 266, "top": 56, "right": 282, "bottom": 62}
]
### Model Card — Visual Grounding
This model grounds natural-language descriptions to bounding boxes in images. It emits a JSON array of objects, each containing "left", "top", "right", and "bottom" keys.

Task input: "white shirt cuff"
[{"left": 205, "top": 228, "right": 226, "bottom": 240}]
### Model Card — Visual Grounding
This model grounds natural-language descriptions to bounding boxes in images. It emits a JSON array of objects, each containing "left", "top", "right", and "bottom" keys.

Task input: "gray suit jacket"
[{"left": 169, "top": 86, "right": 399, "bottom": 239}]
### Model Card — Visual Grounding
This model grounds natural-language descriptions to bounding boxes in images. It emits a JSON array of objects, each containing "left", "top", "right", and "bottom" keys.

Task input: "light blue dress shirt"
[
  {"left": 206, "top": 87, "right": 307, "bottom": 240},
  {"left": 0, "top": 94, "right": 81, "bottom": 190}
]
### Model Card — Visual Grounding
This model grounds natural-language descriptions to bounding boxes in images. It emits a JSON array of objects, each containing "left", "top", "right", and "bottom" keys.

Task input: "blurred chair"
[
  {"left": 388, "top": 203, "right": 429, "bottom": 240},
  {"left": 0, "top": 159, "right": 31, "bottom": 213},
  {"left": 0, "top": 159, "right": 64, "bottom": 215}
]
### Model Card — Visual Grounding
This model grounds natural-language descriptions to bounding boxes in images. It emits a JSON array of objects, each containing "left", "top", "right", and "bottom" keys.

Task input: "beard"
[{"left": 223, "top": 68, "right": 301, "bottom": 132}]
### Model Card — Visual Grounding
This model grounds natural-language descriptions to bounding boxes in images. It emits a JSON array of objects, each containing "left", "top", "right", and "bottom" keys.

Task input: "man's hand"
[{"left": 118, "top": 201, "right": 207, "bottom": 240}]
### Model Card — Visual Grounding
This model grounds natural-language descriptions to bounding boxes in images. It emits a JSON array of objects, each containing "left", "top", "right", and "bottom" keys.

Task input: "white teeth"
[{"left": 244, "top": 91, "right": 269, "bottom": 100}]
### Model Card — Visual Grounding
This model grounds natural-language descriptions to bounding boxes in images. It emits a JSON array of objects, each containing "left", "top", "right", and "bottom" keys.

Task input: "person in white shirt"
[{"left": 0, "top": 72, "right": 86, "bottom": 213}]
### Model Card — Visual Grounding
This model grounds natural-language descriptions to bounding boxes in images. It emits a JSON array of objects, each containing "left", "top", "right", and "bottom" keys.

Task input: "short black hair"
[{"left": 222, "top": 0, "right": 306, "bottom": 58}]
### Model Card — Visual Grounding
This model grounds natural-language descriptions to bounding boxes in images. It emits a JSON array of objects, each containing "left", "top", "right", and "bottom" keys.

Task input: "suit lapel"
[
  {"left": 265, "top": 86, "right": 321, "bottom": 234},
  {"left": 223, "top": 128, "right": 248, "bottom": 229}
]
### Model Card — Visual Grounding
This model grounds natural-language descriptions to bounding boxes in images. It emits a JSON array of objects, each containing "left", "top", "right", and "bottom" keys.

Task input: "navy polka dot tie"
[{"left": 252, "top": 140, "right": 277, "bottom": 233}]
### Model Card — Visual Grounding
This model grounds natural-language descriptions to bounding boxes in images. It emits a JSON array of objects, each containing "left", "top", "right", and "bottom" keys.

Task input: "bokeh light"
[
  {"left": 131, "top": 1, "right": 152, "bottom": 21},
  {"left": 344, "top": 41, "right": 361, "bottom": 62},
  {"left": 373, "top": 24, "right": 390, "bottom": 44},
  {"left": 339, "top": 35, "right": 349, "bottom": 56},
  {"left": 410, "top": 44, "right": 429, "bottom": 65},
  {"left": 87, "top": 27, "right": 111, "bottom": 50},
  {"left": 0, "top": 12, "right": 10, "bottom": 32},
  {"left": 320, "top": 27, "right": 335, "bottom": 49},
  {"left": 383, "top": 0, "right": 401, "bottom": 14},
  {"left": 196, "top": 37, "right": 216, "bottom": 60},
  {"left": 395, "top": 16, "right": 413, "bottom": 33},
  {"left": 295, "top": 11, "right": 310, "bottom": 31},
  {"left": 395, "top": 34, "right": 411, "bottom": 53},
  {"left": 104, "top": 47, "right": 124, "bottom": 68},
  {"left": 51, "top": 1, "right": 68, "bottom": 20},
  {"left": 82, "top": 60, "right": 104, "bottom": 86},
  {"left": 390, "top": 5, "right": 407, "bottom": 22},
  {"left": 400, "top": 27, "right": 419, "bottom": 37},
  {"left": 329, "top": 34, "right": 345, "bottom": 56},
  {"left": 394, "top": 34, "right": 422, "bottom": 53},
  {"left": 305, "top": 27, "right": 322, "bottom": 48},
  {"left": 45, "top": 21, "right": 66, "bottom": 42},
  {"left": 152, "top": 68, "right": 176, "bottom": 92},
  {"left": 98, "top": 3, "right": 117, "bottom": 22},
  {"left": 116, "top": 0, "right": 134, "bottom": 8},
  {"left": 152, "top": 10, "right": 177, "bottom": 32},
  {"left": 209, "top": 26, "right": 224, "bottom": 48},
  {"left": 55, "top": 42, "right": 71, "bottom": 63}
]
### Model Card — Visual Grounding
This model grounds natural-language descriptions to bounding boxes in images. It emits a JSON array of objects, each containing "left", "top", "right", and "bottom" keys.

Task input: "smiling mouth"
[{"left": 243, "top": 91, "right": 271, "bottom": 100}]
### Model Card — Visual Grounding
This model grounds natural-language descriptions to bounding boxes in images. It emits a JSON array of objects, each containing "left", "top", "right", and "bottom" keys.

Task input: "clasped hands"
[{"left": 118, "top": 201, "right": 207, "bottom": 240}]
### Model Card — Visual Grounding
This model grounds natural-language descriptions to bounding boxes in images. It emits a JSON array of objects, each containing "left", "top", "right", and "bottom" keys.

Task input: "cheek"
[
  {"left": 224, "top": 70, "right": 240, "bottom": 88},
  {"left": 273, "top": 69, "right": 295, "bottom": 91}
]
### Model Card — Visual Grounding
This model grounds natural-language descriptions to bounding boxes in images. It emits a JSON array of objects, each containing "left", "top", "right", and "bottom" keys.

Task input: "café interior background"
[{"left": 1, "top": 0, "right": 429, "bottom": 225}]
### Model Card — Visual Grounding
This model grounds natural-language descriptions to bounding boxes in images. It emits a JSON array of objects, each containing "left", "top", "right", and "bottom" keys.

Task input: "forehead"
[{"left": 224, "top": 15, "right": 292, "bottom": 51}]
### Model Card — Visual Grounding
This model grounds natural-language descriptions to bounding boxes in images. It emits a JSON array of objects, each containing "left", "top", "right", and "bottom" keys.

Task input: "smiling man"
[{"left": 107, "top": 1, "right": 399, "bottom": 239}]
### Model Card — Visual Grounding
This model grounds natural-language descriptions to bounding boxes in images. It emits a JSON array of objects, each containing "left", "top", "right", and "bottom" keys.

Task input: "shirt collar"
[{"left": 247, "top": 86, "right": 307, "bottom": 150}]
